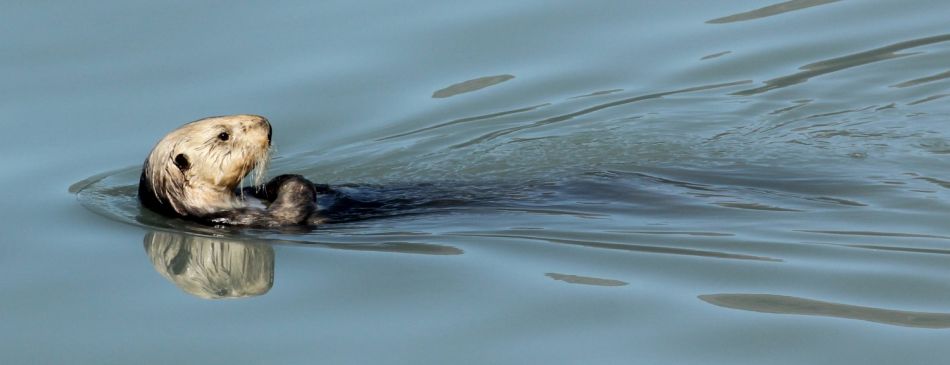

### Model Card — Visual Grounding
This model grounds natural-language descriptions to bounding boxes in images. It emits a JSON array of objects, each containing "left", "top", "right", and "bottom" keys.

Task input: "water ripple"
[
  {"left": 432, "top": 74, "right": 515, "bottom": 98},
  {"left": 908, "top": 94, "right": 948, "bottom": 106},
  {"left": 797, "top": 230, "right": 950, "bottom": 240},
  {"left": 545, "top": 273, "right": 628, "bottom": 287},
  {"left": 453, "top": 232, "right": 782, "bottom": 262},
  {"left": 701, "top": 293, "right": 950, "bottom": 329},
  {"left": 706, "top": 0, "right": 841, "bottom": 24},
  {"left": 452, "top": 80, "right": 753, "bottom": 148},
  {"left": 733, "top": 34, "right": 950, "bottom": 96},
  {"left": 376, "top": 103, "right": 549, "bottom": 141},
  {"left": 891, "top": 70, "right": 950, "bottom": 88},
  {"left": 700, "top": 51, "right": 732, "bottom": 60}
]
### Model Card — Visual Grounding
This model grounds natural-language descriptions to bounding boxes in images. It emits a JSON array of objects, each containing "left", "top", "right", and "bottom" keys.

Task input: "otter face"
[{"left": 139, "top": 115, "right": 272, "bottom": 217}]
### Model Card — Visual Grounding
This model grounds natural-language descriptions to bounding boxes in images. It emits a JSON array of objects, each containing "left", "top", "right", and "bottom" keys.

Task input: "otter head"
[{"left": 139, "top": 115, "right": 272, "bottom": 217}]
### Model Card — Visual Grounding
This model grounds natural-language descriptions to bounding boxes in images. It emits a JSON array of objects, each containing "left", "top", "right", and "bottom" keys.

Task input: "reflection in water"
[
  {"left": 144, "top": 231, "right": 274, "bottom": 300},
  {"left": 700, "top": 293, "right": 950, "bottom": 329},
  {"left": 546, "top": 273, "right": 627, "bottom": 287},
  {"left": 141, "top": 229, "right": 464, "bottom": 299},
  {"left": 706, "top": 0, "right": 840, "bottom": 24},
  {"left": 734, "top": 34, "right": 950, "bottom": 95},
  {"left": 432, "top": 74, "right": 515, "bottom": 98}
]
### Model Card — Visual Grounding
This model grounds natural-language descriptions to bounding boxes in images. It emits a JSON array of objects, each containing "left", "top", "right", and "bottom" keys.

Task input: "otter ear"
[{"left": 174, "top": 153, "right": 191, "bottom": 171}]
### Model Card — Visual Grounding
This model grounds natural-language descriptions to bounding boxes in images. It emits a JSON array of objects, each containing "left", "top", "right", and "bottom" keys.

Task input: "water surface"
[{"left": 3, "top": 1, "right": 950, "bottom": 364}]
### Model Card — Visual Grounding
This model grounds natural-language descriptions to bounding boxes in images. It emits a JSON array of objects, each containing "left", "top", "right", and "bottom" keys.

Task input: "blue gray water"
[{"left": 3, "top": 1, "right": 950, "bottom": 364}]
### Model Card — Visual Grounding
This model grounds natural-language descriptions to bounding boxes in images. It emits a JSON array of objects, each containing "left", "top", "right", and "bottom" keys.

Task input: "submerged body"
[{"left": 138, "top": 115, "right": 327, "bottom": 227}]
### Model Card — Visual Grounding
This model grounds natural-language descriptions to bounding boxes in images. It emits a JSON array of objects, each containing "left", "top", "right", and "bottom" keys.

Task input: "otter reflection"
[{"left": 144, "top": 231, "right": 274, "bottom": 300}]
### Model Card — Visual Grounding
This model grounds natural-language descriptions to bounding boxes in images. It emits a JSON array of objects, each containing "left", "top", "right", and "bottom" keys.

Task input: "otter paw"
[{"left": 266, "top": 175, "right": 317, "bottom": 224}]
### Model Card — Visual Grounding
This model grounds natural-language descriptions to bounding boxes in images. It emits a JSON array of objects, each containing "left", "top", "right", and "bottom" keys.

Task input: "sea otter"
[
  {"left": 139, "top": 115, "right": 505, "bottom": 227},
  {"left": 138, "top": 115, "right": 328, "bottom": 227}
]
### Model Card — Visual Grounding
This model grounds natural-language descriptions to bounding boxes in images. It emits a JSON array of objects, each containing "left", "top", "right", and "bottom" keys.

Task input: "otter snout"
[{"left": 246, "top": 115, "right": 272, "bottom": 146}]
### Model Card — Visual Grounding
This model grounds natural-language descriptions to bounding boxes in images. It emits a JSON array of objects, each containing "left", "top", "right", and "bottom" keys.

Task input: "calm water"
[{"left": 4, "top": 1, "right": 950, "bottom": 364}]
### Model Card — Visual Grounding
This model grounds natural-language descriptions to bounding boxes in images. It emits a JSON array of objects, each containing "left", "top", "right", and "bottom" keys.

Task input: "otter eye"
[
  {"left": 218, "top": 132, "right": 230, "bottom": 141},
  {"left": 174, "top": 153, "right": 190, "bottom": 171}
]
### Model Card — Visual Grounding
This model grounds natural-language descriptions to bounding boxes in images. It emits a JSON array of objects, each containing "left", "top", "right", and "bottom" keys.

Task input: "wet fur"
[
  {"left": 139, "top": 115, "right": 319, "bottom": 227},
  {"left": 138, "top": 115, "right": 487, "bottom": 228}
]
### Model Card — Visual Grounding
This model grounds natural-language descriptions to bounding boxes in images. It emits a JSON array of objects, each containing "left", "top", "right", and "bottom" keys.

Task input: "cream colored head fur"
[{"left": 140, "top": 115, "right": 271, "bottom": 217}]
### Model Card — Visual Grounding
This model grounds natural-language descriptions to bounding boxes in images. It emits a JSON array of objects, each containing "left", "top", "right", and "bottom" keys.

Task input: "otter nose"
[{"left": 252, "top": 115, "right": 272, "bottom": 144}]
